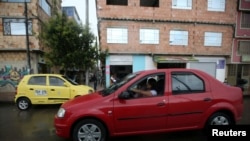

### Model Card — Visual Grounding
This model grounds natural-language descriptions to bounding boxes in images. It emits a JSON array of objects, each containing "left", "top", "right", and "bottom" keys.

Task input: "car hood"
[
  {"left": 71, "top": 85, "right": 94, "bottom": 93},
  {"left": 62, "top": 91, "right": 103, "bottom": 109}
]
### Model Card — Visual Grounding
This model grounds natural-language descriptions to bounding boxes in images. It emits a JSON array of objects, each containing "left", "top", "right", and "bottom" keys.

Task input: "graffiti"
[{"left": 0, "top": 65, "right": 31, "bottom": 90}]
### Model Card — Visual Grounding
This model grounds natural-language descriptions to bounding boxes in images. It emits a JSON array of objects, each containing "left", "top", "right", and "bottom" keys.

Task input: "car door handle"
[
  {"left": 203, "top": 98, "right": 212, "bottom": 102},
  {"left": 29, "top": 88, "right": 34, "bottom": 90},
  {"left": 157, "top": 102, "right": 165, "bottom": 107},
  {"left": 51, "top": 89, "right": 55, "bottom": 91}
]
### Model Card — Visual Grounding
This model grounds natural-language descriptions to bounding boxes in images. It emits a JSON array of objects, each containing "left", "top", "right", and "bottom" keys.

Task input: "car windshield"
[
  {"left": 101, "top": 72, "right": 138, "bottom": 96},
  {"left": 62, "top": 75, "right": 78, "bottom": 85}
]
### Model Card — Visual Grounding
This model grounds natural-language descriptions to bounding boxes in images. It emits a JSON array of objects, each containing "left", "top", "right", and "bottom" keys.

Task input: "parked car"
[
  {"left": 14, "top": 74, "right": 94, "bottom": 110},
  {"left": 54, "top": 69, "right": 243, "bottom": 141}
]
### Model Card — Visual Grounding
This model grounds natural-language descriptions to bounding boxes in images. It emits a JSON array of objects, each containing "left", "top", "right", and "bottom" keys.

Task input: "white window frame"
[
  {"left": 207, "top": 0, "right": 225, "bottom": 12},
  {"left": 107, "top": 28, "right": 128, "bottom": 44},
  {"left": 39, "top": 0, "right": 51, "bottom": 16},
  {"left": 3, "top": 18, "right": 32, "bottom": 35},
  {"left": 140, "top": 28, "right": 159, "bottom": 44},
  {"left": 204, "top": 32, "right": 222, "bottom": 47},
  {"left": 172, "top": 0, "right": 192, "bottom": 10},
  {"left": 169, "top": 30, "right": 188, "bottom": 46}
]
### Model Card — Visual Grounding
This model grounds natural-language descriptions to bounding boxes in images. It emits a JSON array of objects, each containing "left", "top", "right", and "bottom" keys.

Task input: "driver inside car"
[{"left": 130, "top": 78, "right": 158, "bottom": 97}]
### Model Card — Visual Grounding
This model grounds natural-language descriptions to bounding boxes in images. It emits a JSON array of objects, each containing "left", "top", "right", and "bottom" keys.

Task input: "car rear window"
[
  {"left": 171, "top": 72, "right": 205, "bottom": 94},
  {"left": 28, "top": 76, "right": 46, "bottom": 85}
]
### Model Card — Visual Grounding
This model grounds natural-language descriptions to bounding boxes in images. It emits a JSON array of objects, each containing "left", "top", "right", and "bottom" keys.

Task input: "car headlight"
[{"left": 57, "top": 108, "right": 66, "bottom": 118}]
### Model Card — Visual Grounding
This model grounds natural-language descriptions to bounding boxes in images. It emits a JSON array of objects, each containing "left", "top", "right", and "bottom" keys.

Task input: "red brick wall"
[
  {"left": 97, "top": 0, "right": 237, "bottom": 24},
  {"left": 97, "top": 0, "right": 236, "bottom": 56},
  {"left": 99, "top": 20, "right": 233, "bottom": 56}
]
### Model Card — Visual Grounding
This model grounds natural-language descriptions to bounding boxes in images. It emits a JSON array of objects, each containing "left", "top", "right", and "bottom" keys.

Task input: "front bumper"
[{"left": 54, "top": 115, "right": 71, "bottom": 139}]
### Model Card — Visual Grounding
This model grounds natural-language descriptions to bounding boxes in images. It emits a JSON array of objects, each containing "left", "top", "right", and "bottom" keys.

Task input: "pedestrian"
[
  {"left": 93, "top": 74, "right": 98, "bottom": 91},
  {"left": 110, "top": 73, "right": 117, "bottom": 85}
]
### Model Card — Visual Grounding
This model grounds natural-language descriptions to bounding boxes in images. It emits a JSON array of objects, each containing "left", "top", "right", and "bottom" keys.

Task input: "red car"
[{"left": 54, "top": 69, "right": 243, "bottom": 141}]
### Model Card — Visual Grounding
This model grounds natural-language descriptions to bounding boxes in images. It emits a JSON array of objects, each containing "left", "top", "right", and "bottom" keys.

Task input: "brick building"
[
  {"left": 0, "top": 0, "right": 61, "bottom": 101},
  {"left": 96, "top": 0, "right": 237, "bottom": 87},
  {"left": 228, "top": 0, "right": 250, "bottom": 95},
  {"left": 62, "top": 6, "right": 82, "bottom": 25}
]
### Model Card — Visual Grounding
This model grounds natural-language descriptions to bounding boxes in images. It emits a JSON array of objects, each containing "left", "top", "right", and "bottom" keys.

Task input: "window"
[
  {"left": 169, "top": 30, "right": 188, "bottom": 46},
  {"left": 107, "top": 28, "right": 128, "bottom": 44},
  {"left": 3, "top": 19, "right": 32, "bottom": 35},
  {"left": 204, "top": 32, "right": 222, "bottom": 47},
  {"left": 228, "top": 65, "right": 236, "bottom": 76},
  {"left": 140, "top": 0, "right": 159, "bottom": 7},
  {"left": 0, "top": 0, "right": 30, "bottom": 2},
  {"left": 28, "top": 76, "right": 46, "bottom": 85},
  {"left": 106, "top": 0, "right": 128, "bottom": 6},
  {"left": 207, "top": 0, "right": 225, "bottom": 12},
  {"left": 49, "top": 77, "right": 65, "bottom": 86},
  {"left": 241, "top": 12, "right": 250, "bottom": 28},
  {"left": 140, "top": 29, "right": 159, "bottom": 44},
  {"left": 238, "top": 41, "right": 250, "bottom": 55},
  {"left": 39, "top": 0, "right": 51, "bottom": 16},
  {"left": 129, "top": 73, "right": 165, "bottom": 98},
  {"left": 171, "top": 72, "right": 205, "bottom": 94},
  {"left": 172, "top": 0, "right": 192, "bottom": 9}
]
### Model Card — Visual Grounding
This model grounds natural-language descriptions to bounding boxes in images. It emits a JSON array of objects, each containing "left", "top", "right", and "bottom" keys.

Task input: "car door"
[
  {"left": 47, "top": 76, "right": 70, "bottom": 103},
  {"left": 113, "top": 73, "right": 168, "bottom": 133},
  {"left": 26, "top": 75, "right": 48, "bottom": 103},
  {"left": 167, "top": 71, "right": 213, "bottom": 129}
]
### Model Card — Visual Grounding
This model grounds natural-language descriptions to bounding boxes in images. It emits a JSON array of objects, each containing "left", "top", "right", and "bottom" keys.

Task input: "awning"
[{"left": 153, "top": 55, "right": 198, "bottom": 63}]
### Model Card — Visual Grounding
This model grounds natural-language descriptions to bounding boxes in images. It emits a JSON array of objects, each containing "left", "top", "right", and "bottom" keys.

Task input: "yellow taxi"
[{"left": 14, "top": 74, "right": 94, "bottom": 110}]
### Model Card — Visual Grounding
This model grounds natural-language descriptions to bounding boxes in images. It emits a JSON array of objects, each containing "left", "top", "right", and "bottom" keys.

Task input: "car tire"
[
  {"left": 206, "top": 112, "right": 233, "bottom": 126},
  {"left": 17, "top": 98, "right": 31, "bottom": 111},
  {"left": 72, "top": 119, "right": 107, "bottom": 141}
]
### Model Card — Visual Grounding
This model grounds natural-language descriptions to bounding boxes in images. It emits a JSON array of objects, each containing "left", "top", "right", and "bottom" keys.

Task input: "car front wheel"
[
  {"left": 17, "top": 98, "right": 31, "bottom": 110},
  {"left": 206, "top": 112, "right": 233, "bottom": 126},
  {"left": 72, "top": 119, "right": 107, "bottom": 141}
]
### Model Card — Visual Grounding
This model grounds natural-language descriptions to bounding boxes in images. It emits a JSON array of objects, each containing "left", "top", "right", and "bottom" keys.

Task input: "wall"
[
  {"left": 99, "top": 20, "right": 233, "bottom": 56},
  {"left": 0, "top": 64, "right": 31, "bottom": 102}
]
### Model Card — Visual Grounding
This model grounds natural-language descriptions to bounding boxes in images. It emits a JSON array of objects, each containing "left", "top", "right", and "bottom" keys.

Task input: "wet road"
[{"left": 0, "top": 96, "right": 250, "bottom": 141}]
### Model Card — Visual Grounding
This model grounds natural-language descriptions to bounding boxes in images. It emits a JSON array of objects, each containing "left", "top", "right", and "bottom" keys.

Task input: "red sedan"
[{"left": 54, "top": 69, "right": 243, "bottom": 141}]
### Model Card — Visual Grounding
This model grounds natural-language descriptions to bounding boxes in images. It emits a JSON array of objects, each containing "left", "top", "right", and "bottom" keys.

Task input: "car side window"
[
  {"left": 28, "top": 76, "right": 46, "bottom": 85},
  {"left": 49, "top": 76, "right": 65, "bottom": 86},
  {"left": 171, "top": 72, "right": 205, "bottom": 94},
  {"left": 129, "top": 73, "right": 165, "bottom": 99}
]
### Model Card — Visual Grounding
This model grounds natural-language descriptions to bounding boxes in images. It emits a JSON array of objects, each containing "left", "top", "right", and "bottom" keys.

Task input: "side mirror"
[{"left": 118, "top": 91, "right": 131, "bottom": 99}]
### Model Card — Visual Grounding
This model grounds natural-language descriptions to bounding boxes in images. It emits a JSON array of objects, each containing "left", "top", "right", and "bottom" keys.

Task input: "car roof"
[
  {"left": 137, "top": 68, "right": 205, "bottom": 74},
  {"left": 24, "top": 74, "right": 64, "bottom": 77}
]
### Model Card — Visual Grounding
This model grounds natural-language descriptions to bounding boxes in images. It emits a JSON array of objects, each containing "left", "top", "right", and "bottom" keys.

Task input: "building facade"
[
  {"left": 96, "top": 0, "right": 237, "bottom": 87},
  {"left": 228, "top": 0, "right": 250, "bottom": 95},
  {"left": 0, "top": 0, "right": 61, "bottom": 101},
  {"left": 62, "top": 6, "right": 82, "bottom": 25}
]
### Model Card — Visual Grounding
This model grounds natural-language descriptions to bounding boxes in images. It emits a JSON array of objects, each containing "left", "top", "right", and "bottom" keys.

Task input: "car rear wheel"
[
  {"left": 206, "top": 112, "right": 233, "bottom": 126},
  {"left": 72, "top": 119, "right": 107, "bottom": 141},
  {"left": 17, "top": 98, "right": 31, "bottom": 111}
]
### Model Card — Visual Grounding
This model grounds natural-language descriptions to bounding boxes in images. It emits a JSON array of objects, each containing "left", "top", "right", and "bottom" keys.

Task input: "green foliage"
[{"left": 40, "top": 13, "right": 107, "bottom": 71}]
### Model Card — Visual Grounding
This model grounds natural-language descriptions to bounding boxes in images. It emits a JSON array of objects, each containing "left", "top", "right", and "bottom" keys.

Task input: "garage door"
[{"left": 190, "top": 62, "right": 216, "bottom": 77}]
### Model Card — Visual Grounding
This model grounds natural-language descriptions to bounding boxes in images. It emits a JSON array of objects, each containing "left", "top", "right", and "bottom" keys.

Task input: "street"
[{"left": 0, "top": 96, "right": 249, "bottom": 141}]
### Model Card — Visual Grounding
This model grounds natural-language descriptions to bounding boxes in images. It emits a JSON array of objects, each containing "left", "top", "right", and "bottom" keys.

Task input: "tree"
[{"left": 40, "top": 13, "right": 107, "bottom": 84}]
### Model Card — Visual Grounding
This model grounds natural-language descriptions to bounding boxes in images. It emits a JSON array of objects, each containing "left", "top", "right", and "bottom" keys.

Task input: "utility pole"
[
  {"left": 85, "top": 0, "right": 90, "bottom": 85},
  {"left": 25, "top": 1, "right": 31, "bottom": 74},
  {"left": 86, "top": 0, "right": 89, "bottom": 26}
]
